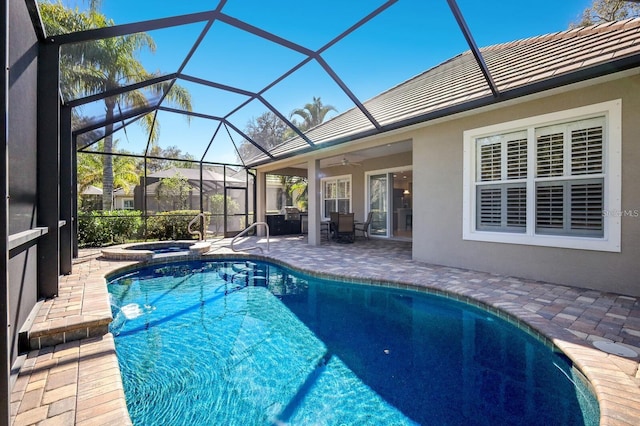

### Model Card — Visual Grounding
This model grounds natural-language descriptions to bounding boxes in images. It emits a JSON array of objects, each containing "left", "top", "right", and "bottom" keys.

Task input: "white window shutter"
[
  {"left": 571, "top": 126, "right": 603, "bottom": 175},
  {"left": 506, "top": 186, "right": 527, "bottom": 228},
  {"left": 479, "top": 143, "right": 501, "bottom": 181},
  {"left": 477, "top": 187, "right": 502, "bottom": 228},
  {"left": 571, "top": 181, "right": 604, "bottom": 235},
  {"left": 536, "top": 132, "right": 564, "bottom": 177},
  {"left": 536, "top": 184, "right": 564, "bottom": 232},
  {"left": 506, "top": 138, "right": 527, "bottom": 179}
]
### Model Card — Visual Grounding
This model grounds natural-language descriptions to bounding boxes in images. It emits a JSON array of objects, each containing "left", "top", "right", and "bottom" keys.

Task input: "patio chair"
[
  {"left": 329, "top": 212, "right": 339, "bottom": 240},
  {"left": 335, "top": 213, "right": 355, "bottom": 243},
  {"left": 355, "top": 211, "right": 373, "bottom": 240}
]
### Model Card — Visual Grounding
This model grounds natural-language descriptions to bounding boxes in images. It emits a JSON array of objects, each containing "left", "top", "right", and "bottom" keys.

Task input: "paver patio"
[{"left": 10, "top": 236, "right": 640, "bottom": 425}]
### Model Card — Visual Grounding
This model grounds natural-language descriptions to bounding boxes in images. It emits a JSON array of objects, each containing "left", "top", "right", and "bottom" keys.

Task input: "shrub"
[
  {"left": 78, "top": 212, "right": 111, "bottom": 247},
  {"left": 145, "top": 210, "right": 209, "bottom": 240},
  {"left": 77, "top": 210, "right": 143, "bottom": 247},
  {"left": 107, "top": 210, "right": 143, "bottom": 243}
]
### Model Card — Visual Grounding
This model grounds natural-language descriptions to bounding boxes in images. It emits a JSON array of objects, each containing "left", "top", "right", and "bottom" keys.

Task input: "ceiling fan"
[{"left": 325, "top": 156, "right": 362, "bottom": 168}]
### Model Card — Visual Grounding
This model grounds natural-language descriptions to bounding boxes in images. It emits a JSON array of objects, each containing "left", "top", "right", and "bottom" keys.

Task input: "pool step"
[{"left": 218, "top": 262, "right": 268, "bottom": 288}]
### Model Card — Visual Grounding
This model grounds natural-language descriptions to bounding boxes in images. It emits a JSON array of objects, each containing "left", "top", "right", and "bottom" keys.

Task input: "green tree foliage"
[
  {"left": 275, "top": 175, "right": 307, "bottom": 210},
  {"left": 237, "top": 111, "right": 289, "bottom": 163},
  {"left": 147, "top": 145, "right": 196, "bottom": 173},
  {"left": 77, "top": 140, "right": 141, "bottom": 195},
  {"left": 290, "top": 177, "right": 308, "bottom": 210},
  {"left": 571, "top": 0, "right": 640, "bottom": 27},
  {"left": 209, "top": 194, "right": 239, "bottom": 234},
  {"left": 39, "top": 1, "right": 192, "bottom": 210},
  {"left": 146, "top": 210, "right": 207, "bottom": 240},
  {"left": 155, "top": 173, "right": 192, "bottom": 211},
  {"left": 237, "top": 97, "right": 338, "bottom": 164},
  {"left": 289, "top": 96, "right": 337, "bottom": 131}
]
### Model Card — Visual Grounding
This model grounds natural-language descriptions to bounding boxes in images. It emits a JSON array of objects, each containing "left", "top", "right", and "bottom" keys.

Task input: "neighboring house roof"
[
  {"left": 80, "top": 185, "right": 102, "bottom": 195},
  {"left": 113, "top": 186, "right": 135, "bottom": 197},
  {"left": 81, "top": 185, "right": 135, "bottom": 196},
  {"left": 247, "top": 19, "right": 640, "bottom": 166},
  {"left": 148, "top": 166, "right": 244, "bottom": 183}
]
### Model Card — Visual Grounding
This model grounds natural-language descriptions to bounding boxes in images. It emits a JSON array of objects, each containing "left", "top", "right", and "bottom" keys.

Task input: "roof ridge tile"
[{"left": 480, "top": 17, "right": 640, "bottom": 53}]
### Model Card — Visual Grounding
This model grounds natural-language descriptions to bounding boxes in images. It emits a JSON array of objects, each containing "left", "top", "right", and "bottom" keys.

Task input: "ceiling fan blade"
[{"left": 323, "top": 157, "right": 362, "bottom": 167}]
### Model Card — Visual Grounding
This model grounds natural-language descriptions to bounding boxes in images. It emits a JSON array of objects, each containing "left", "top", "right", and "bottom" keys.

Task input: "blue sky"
[{"left": 62, "top": 0, "right": 592, "bottom": 164}]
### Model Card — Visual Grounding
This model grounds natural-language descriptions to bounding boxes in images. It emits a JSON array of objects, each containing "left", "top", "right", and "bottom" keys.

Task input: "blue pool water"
[
  {"left": 128, "top": 245, "right": 191, "bottom": 256},
  {"left": 108, "top": 260, "right": 599, "bottom": 426}
]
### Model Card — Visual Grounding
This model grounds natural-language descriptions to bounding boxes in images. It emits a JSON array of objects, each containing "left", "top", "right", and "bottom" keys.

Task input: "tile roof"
[{"left": 248, "top": 18, "right": 640, "bottom": 166}]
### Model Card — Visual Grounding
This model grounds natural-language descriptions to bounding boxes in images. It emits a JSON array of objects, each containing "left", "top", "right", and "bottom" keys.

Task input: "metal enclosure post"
[
  {"left": 37, "top": 42, "right": 60, "bottom": 298},
  {"left": 223, "top": 165, "right": 227, "bottom": 236},
  {"left": 199, "top": 162, "right": 204, "bottom": 237},
  {"left": 59, "top": 105, "right": 72, "bottom": 274},
  {"left": 72, "top": 137, "right": 78, "bottom": 257},
  {"left": 249, "top": 170, "right": 256, "bottom": 228},
  {"left": 255, "top": 170, "right": 266, "bottom": 236},
  {"left": 1, "top": 1, "right": 11, "bottom": 423},
  {"left": 142, "top": 158, "right": 147, "bottom": 238}
]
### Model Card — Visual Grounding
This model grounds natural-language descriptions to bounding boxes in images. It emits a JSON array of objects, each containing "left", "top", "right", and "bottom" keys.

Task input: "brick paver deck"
[{"left": 10, "top": 236, "right": 640, "bottom": 425}]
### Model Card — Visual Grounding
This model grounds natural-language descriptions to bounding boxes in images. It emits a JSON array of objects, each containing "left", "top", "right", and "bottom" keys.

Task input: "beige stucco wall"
[{"left": 412, "top": 74, "right": 640, "bottom": 296}]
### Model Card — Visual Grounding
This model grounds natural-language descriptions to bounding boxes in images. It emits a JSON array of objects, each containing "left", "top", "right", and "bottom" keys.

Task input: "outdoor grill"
[{"left": 282, "top": 207, "right": 301, "bottom": 221}]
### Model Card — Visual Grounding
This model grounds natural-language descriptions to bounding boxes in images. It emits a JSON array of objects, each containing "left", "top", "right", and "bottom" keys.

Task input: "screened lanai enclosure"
[
  {"left": 36, "top": 0, "right": 506, "bottom": 251},
  {"left": 52, "top": 0, "right": 470, "bottom": 248}
]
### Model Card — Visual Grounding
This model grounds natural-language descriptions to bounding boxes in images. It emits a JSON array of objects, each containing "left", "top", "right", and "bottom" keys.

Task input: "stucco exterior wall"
[{"left": 412, "top": 75, "right": 640, "bottom": 296}]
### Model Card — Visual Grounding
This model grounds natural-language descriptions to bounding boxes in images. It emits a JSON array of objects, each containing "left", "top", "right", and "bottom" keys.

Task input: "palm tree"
[
  {"left": 289, "top": 96, "right": 337, "bottom": 131},
  {"left": 77, "top": 141, "right": 141, "bottom": 211},
  {"left": 282, "top": 97, "right": 336, "bottom": 209},
  {"left": 290, "top": 177, "right": 308, "bottom": 210},
  {"left": 77, "top": 141, "right": 142, "bottom": 194},
  {"left": 39, "top": 2, "right": 192, "bottom": 210},
  {"left": 77, "top": 141, "right": 141, "bottom": 194}
]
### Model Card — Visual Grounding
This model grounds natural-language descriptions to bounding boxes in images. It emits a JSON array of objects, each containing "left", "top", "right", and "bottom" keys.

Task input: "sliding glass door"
[
  {"left": 366, "top": 168, "right": 413, "bottom": 239},
  {"left": 368, "top": 173, "right": 388, "bottom": 236}
]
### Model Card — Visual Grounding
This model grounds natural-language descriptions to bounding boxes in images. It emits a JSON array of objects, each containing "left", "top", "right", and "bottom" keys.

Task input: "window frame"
[
  {"left": 321, "top": 174, "right": 352, "bottom": 220},
  {"left": 123, "top": 199, "right": 134, "bottom": 210},
  {"left": 463, "top": 100, "right": 621, "bottom": 252}
]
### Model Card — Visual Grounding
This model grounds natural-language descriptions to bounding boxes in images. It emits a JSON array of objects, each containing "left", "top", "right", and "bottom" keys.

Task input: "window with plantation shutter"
[
  {"left": 534, "top": 118, "right": 605, "bottom": 237},
  {"left": 321, "top": 175, "right": 351, "bottom": 219},
  {"left": 463, "top": 100, "right": 621, "bottom": 252},
  {"left": 475, "top": 132, "right": 527, "bottom": 233}
]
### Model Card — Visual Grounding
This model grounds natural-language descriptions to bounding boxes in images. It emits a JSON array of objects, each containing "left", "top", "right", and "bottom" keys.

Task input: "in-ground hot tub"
[{"left": 101, "top": 240, "right": 211, "bottom": 261}]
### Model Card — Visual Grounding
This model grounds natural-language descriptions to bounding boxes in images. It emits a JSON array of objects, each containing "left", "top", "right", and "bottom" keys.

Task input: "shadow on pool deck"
[{"left": 9, "top": 235, "right": 640, "bottom": 425}]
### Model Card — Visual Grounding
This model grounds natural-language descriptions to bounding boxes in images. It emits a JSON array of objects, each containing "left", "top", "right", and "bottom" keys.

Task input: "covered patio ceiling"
[{"left": 27, "top": 0, "right": 640, "bottom": 169}]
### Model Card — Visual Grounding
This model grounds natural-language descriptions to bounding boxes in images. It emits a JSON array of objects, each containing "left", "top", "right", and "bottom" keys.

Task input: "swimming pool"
[{"left": 108, "top": 259, "right": 599, "bottom": 425}]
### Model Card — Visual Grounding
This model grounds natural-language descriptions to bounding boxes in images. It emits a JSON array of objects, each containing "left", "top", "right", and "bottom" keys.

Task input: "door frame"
[
  {"left": 364, "top": 165, "right": 413, "bottom": 239},
  {"left": 223, "top": 185, "right": 248, "bottom": 238}
]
